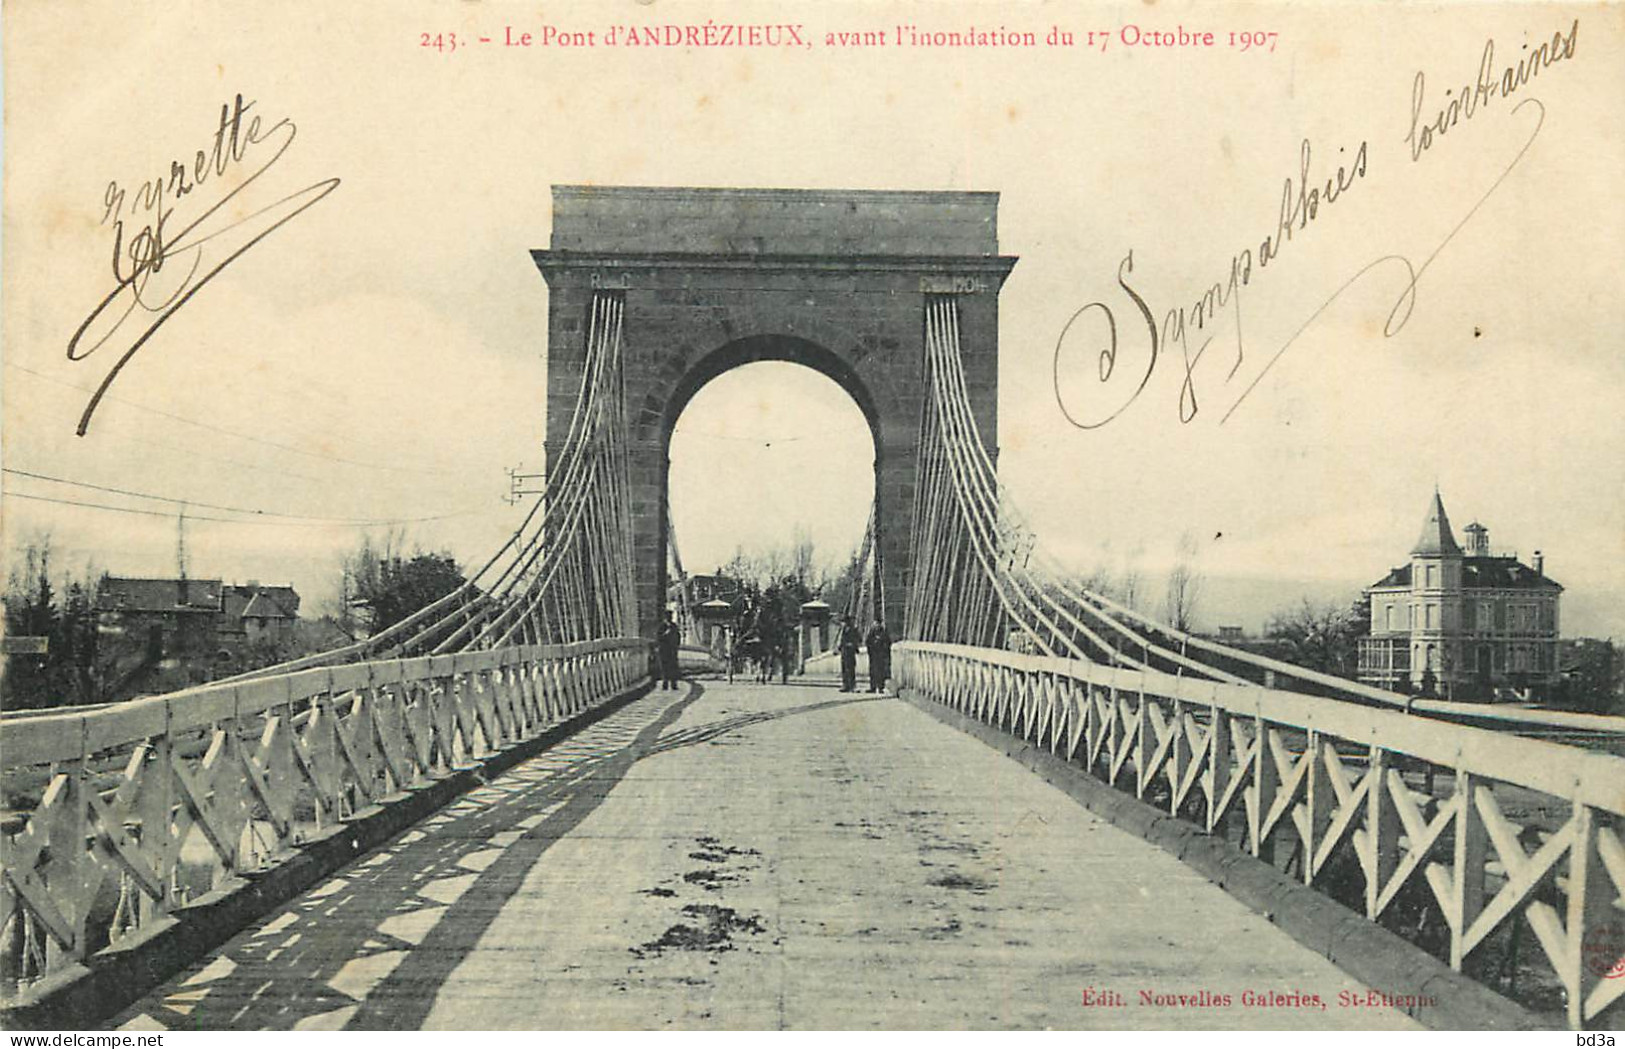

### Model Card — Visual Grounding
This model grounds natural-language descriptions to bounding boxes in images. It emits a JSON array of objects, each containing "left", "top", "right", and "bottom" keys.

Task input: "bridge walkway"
[{"left": 106, "top": 680, "right": 1419, "bottom": 1031}]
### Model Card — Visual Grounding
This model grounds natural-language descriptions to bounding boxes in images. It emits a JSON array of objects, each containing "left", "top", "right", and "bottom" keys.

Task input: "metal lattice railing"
[
  {"left": 0, "top": 638, "right": 649, "bottom": 996},
  {"left": 897, "top": 641, "right": 1625, "bottom": 1027},
  {"left": 2, "top": 286, "right": 650, "bottom": 1002}
]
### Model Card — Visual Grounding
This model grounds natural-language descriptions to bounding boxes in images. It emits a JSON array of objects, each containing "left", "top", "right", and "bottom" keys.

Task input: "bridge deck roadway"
[{"left": 109, "top": 681, "right": 1419, "bottom": 1031}]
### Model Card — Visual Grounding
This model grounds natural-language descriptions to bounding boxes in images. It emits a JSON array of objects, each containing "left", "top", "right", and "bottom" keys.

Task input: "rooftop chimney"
[{"left": 1533, "top": 550, "right": 1544, "bottom": 575}]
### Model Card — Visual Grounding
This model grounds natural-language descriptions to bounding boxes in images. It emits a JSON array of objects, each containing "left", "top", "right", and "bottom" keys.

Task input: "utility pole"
[
  {"left": 176, "top": 504, "right": 190, "bottom": 604},
  {"left": 504, "top": 466, "right": 546, "bottom": 505}
]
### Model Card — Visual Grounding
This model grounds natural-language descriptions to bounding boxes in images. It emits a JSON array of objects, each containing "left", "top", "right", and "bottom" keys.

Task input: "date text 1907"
[{"left": 1116, "top": 26, "right": 1279, "bottom": 52}]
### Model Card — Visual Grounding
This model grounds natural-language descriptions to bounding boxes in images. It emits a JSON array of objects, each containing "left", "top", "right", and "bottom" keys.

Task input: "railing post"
[
  {"left": 1133, "top": 687, "right": 1153, "bottom": 800},
  {"left": 450, "top": 672, "right": 481, "bottom": 762},
  {"left": 42, "top": 762, "right": 90, "bottom": 967},
  {"left": 1566, "top": 803, "right": 1614, "bottom": 1027},
  {"left": 1446, "top": 769, "right": 1488, "bottom": 970},
  {"left": 1206, "top": 705, "right": 1230, "bottom": 833},
  {"left": 518, "top": 655, "right": 542, "bottom": 729},
  {"left": 1169, "top": 696, "right": 1190, "bottom": 815},
  {"left": 304, "top": 692, "right": 337, "bottom": 823},
  {"left": 143, "top": 733, "right": 178, "bottom": 917},
  {"left": 1250, "top": 713, "right": 1277, "bottom": 863},
  {"left": 1303, "top": 731, "right": 1333, "bottom": 884},
  {"left": 1364, "top": 746, "right": 1399, "bottom": 920}
]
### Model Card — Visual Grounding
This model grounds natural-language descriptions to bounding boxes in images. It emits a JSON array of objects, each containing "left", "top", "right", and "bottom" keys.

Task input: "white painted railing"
[
  {"left": 0, "top": 638, "right": 650, "bottom": 997},
  {"left": 896, "top": 641, "right": 1625, "bottom": 1028}
]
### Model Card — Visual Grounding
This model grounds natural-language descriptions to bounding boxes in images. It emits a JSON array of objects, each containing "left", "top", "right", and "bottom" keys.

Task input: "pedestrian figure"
[
  {"left": 656, "top": 610, "right": 681, "bottom": 690},
  {"left": 865, "top": 618, "right": 893, "bottom": 693},
  {"left": 837, "top": 614, "right": 861, "bottom": 693},
  {"left": 775, "top": 634, "right": 791, "bottom": 685}
]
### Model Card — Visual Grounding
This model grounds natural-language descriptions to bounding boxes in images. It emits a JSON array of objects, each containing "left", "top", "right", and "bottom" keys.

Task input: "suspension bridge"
[{"left": 2, "top": 187, "right": 1621, "bottom": 1031}]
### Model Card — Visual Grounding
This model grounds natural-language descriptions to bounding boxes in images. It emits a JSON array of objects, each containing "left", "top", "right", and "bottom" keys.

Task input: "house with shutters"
[{"left": 1356, "top": 491, "right": 1562, "bottom": 699}]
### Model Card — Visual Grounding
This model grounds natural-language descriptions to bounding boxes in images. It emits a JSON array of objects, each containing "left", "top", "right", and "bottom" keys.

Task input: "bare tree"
[
  {"left": 718, "top": 530, "right": 836, "bottom": 592},
  {"left": 1063, "top": 540, "right": 1144, "bottom": 611},
  {"left": 1265, "top": 597, "right": 1360, "bottom": 678},
  {"left": 330, "top": 529, "right": 407, "bottom": 637},
  {"left": 1163, "top": 531, "right": 1203, "bottom": 632},
  {"left": 1119, "top": 542, "right": 1146, "bottom": 611},
  {"left": 789, "top": 525, "right": 816, "bottom": 584}
]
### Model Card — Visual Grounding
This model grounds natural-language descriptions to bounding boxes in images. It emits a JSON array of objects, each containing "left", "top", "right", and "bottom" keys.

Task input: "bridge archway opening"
[
  {"left": 664, "top": 342, "right": 878, "bottom": 643},
  {"left": 533, "top": 185, "right": 1014, "bottom": 642}
]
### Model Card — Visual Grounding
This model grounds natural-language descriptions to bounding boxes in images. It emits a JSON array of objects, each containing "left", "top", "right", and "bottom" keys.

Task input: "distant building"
[
  {"left": 666, "top": 573, "right": 746, "bottom": 646},
  {"left": 1356, "top": 492, "right": 1561, "bottom": 699},
  {"left": 668, "top": 573, "right": 740, "bottom": 608},
  {"left": 97, "top": 576, "right": 301, "bottom": 672},
  {"left": 221, "top": 583, "right": 301, "bottom": 646}
]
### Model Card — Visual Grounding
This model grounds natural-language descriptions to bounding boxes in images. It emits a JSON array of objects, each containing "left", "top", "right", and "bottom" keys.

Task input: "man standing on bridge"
[
  {"left": 837, "top": 614, "right": 861, "bottom": 693},
  {"left": 657, "top": 610, "right": 681, "bottom": 690},
  {"left": 865, "top": 618, "right": 892, "bottom": 693}
]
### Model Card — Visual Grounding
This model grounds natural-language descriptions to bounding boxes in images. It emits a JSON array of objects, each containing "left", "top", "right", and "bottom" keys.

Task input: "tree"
[
  {"left": 1559, "top": 639, "right": 1624, "bottom": 715},
  {"left": 1347, "top": 592, "right": 1371, "bottom": 647},
  {"left": 340, "top": 533, "right": 466, "bottom": 637},
  {"left": 718, "top": 546, "right": 759, "bottom": 593},
  {"left": 819, "top": 544, "right": 868, "bottom": 625},
  {"left": 787, "top": 527, "right": 817, "bottom": 587},
  {"left": 1118, "top": 555, "right": 1144, "bottom": 612},
  {"left": 59, "top": 581, "right": 99, "bottom": 701},
  {"left": 2, "top": 536, "right": 102, "bottom": 710},
  {"left": 3, "top": 539, "right": 56, "bottom": 709},
  {"left": 1097, "top": 541, "right": 1147, "bottom": 611},
  {"left": 1264, "top": 597, "right": 1362, "bottom": 678},
  {"left": 705, "top": 533, "right": 863, "bottom": 659},
  {"left": 1163, "top": 531, "right": 1203, "bottom": 632},
  {"left": 715, "top": 530, "right": 848, "bottom": 603}
]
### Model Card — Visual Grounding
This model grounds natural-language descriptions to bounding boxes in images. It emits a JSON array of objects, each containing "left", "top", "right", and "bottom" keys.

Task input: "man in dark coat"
[
  {"left": 865, "top": 619, "right": 893, "bottom": 693},
  {"left": 837, "top": 615, "right": 861, "bottom": 693},
  {"left": 656, "top": 610, "right": 681, "bottom": 690}
]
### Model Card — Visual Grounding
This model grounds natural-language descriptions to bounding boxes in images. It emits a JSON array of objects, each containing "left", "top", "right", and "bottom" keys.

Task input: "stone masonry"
[{"left": 532, "top": 186, "right": 1017, "bottom": 643}]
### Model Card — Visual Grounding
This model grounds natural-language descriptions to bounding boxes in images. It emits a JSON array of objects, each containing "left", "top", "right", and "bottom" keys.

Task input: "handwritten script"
[
  {"left": 67, "top": 94, "right": 340, "bottom": 435},
  {"left": 1053, "top": 18, "right": 1580, "bottom": 431}
]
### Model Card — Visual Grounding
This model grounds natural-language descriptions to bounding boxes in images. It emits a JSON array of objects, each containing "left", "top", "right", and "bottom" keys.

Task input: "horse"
[
  {"left": 732, "top": 599, "right": 794, "bottom": 684},
  {"left": 751, "top": 629, "right": 778, "bottom": 684},
  {"left": 733, "top": 630, "right": 769, "bottom": 683},
  {"left": 754, "top": 613, "right": 798, "bottom": 684}
]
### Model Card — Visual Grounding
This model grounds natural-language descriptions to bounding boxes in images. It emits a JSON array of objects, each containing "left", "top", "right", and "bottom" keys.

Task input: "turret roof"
[{"left": 1411, "top": 489, "right": 1463, "bottom": 557}]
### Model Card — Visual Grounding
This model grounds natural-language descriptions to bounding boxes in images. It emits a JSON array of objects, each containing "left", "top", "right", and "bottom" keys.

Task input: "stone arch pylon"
[{"left": 533, "top": 186, "right": 1016, "bottom": 642}]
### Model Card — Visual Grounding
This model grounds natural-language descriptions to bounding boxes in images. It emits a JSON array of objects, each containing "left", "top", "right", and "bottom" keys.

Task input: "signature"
[
  {"left": 1053, "top": 18, "right": 1579, "bottom": 432},
  {"left": 67, "top": 94, "right": 340, "bottom": 435}
]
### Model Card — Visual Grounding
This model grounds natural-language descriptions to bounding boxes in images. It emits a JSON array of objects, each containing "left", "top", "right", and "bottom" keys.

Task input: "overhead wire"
[
  {"left": 3, "top": 490, "right": 482, "bottom": 528},
  {"left": 5, "top": 361, "right": 477, "bottom": 479},
  {"left": 3, "top": 467, "right": 477, "bottom": 525}
]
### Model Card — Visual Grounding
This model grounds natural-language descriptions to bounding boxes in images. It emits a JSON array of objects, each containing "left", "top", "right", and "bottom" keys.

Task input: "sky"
[
  {"left": 3, "top": 0, "right": 1622, "bottom": 637},
  {"left": 668, "top": 363, "right": 874, "bottom": 582}
]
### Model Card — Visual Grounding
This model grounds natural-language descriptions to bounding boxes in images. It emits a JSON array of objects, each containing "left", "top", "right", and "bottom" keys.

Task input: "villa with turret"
[{"left": 1356, "top": 491, "right": 1562, "bottom": 700}]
